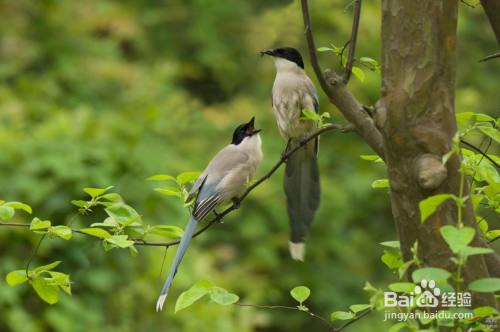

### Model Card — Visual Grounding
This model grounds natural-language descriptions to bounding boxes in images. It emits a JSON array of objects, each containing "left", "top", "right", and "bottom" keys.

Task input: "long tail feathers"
[
  {"left": 284, "top": 141, "right": 320, "bottom": 261},
  {"left": 156, "top": 217, "right": 198, "bottom": 312}
]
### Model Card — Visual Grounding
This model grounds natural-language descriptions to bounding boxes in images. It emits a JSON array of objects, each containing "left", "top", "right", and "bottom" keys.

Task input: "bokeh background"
[{"left": 0, "top": 0, "right": 498, "bottom": 331}]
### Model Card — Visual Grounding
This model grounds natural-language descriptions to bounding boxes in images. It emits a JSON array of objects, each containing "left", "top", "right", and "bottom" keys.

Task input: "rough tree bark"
[
  {"left": 301, "top": 0, "right": 499, "bottom": 310},
  {"left": 378, "top": 0, "right": 497, "bottom": 308}
]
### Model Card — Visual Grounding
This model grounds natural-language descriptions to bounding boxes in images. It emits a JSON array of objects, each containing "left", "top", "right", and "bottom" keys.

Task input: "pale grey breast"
[{"left": 272, "top": 72, "right": 318, "bottom": 140}]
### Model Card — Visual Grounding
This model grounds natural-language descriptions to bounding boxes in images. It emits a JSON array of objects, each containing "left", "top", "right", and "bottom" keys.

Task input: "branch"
[
  {"left": 301, "top": 0, "right": 329, "bottom": 94},
  {"left": 461, "top": 0, "right": 476, "bottom": 9},
  {"left": 460, "top": 139, "right": 500, "bottom": 168},
  {"left": 236, "top": 303, "right": 373, "bottom": 332},
  {"left": 335, "top": 308, "right": 373, "bottom": 331},
  {"left": 479, "top": 51, "right": 500, "bottom": 62},
  {"left": 0, "top": 124, "right": 343, "bottom": 249},
  {"left": 133, "top": 123, "right": 342, "bottom": 247},
  {"left": 300, "top": 0, "right": 386, "bottom": 159},
  {"left": 236, "top": 303, "right": 335, "bottom": 330},
  {"left": 343, "top": 0, "right": 362, "bottom": 83},
  {"left": 481, "top": 0, "right": 500, "bottom": 46}
]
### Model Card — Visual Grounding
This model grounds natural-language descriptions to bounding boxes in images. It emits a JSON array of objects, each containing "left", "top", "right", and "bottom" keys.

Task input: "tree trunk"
[{"left": 378, "top": 0, "right": 497, "bottom": 309}]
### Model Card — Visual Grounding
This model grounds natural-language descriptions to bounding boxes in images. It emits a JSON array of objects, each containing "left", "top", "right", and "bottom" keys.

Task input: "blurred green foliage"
[{"left": 0, "top": 0, "right": 498, "bottom": 331}]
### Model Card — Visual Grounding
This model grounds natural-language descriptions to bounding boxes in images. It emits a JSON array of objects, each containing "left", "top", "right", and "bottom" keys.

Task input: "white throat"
[
  {"left": 237, "top": 134, "right": 263, "bottom": 162},
  {"left": 274, "top": 58, "right": 302, "bottom": 74}
]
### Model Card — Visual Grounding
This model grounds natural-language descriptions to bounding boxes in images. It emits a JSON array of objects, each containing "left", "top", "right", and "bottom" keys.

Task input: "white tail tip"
[
  {"left": 156, "top": 294, "right": 167, "bottom": 312},
  {"left": 289, "top": 242, "right": 305, "bottom": 261}
]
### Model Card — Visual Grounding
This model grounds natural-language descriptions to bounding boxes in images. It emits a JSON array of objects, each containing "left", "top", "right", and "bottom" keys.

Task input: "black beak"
[
  {"left": 260, "top": 49, "right": 275, "bottom": 57},
  {"left": 246, "top": 116, "right": 261, "bottom": 135}
]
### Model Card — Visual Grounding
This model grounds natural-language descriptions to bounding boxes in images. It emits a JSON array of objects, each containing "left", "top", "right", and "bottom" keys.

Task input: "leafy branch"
[{"left": 175, "top": 281, "right": 373, "bottom": 332}]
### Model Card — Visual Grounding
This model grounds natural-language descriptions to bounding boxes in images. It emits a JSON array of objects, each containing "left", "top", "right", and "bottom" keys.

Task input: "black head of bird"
[
  {"left": 260, "top": 47, "right": 304, "bottom": 69},
  {"left": 232, "top": 116, "right": 262, "bottom": 145}
]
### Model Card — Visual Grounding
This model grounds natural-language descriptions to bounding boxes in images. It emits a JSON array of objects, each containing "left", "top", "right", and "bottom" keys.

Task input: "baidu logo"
[
  {"left": 414, "top": 279, "right": 440, "bottom": 307},
  {"left": 384, "top": 279, "right": 471, "bottom": 308}
]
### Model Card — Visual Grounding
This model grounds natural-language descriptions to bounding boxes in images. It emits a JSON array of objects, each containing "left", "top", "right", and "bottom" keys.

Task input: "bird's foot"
[
  {"left": 299, "top": 136, "right": 309, "bottom": 146},
  {"left": 281, "top": 139, "right": 292, "bottom": 160},
  {"left": 213, "top": 210, "right": 225, "bottom": 223},
  {"left": 231, "top": 197, "right": 241, "bottom": 209}
]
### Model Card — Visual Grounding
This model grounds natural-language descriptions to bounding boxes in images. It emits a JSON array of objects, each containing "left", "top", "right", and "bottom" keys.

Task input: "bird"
[
  {"left": 261, "top": 47, "right": 320, "bottom": 262},
  {"left": 156, "top": 117, "right": 263, "bottom": 311}
]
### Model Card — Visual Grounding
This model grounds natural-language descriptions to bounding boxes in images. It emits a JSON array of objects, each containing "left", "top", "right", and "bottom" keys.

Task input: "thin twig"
[
  {"left": 300, "top": 0, "right": 329, "bottom": 94},
  {"left": 158, "top": 246, "right": 168, "bottom": 280},
  {"left": 343, "top": 0, "right": 362, "bottom": 83},
  {"left": 460, "top": 0, "right": 476, "bottom": 8},
  {"left": 489, "top": 236, "right": 500, "bottom": 244},
  {"left": 0, "top": 124, "right": 343, "bottom": 249},
  {"left": 26, "top": 234, "right": 46, "bottom": 276},
  {"left": 335, "top": 308, "right": 373, "bottom": 331},
  {"left": 339, "top": 40, "right": 350, "bottom": 68},
  {"left": 460, "top": 139, "right": 499, "bottom": 168},
  {"left": 479, "top": 52, "right": 500, "bottom": 62},
  {"left": 236, "top": 303, "right": 372, "bottom": 332},
  {"left": 236, "top": 303, "right": 335, "bottom": 330}
]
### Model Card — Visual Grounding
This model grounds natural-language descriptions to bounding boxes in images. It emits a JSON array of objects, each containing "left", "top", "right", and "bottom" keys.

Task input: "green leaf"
[
  {"left": 290, "top": 286, "right": 311, "bottom": 304},
  {"left": 360, "top": 155, "right": 384, "bottom": 163},
  {"left": 128, "top": 245, "right": 138, "bottom": 257},
  {"left": 148, "top": 225, "right": 184, "bottom": 239},
  {"left": 440, "top": 225, "right": 475, "bottom": 254},
  {"left": 473, "top": 306, "right": 498, "bottom": 318},
  {"left": 380, "top": 241, "right": 400, "bottom": 248},
  {"left": 389, "top": 282, "right": 416, "bottom": 293},
  {"left": 412, "top": 267, "right": 451, "bottom": 283},
  {"left": 456, "top": 112, "right": 494, "bottom": 124},
  {"left": 317, "top": 47, "right": 333, "bottom": 52},
  {"left": 460, "top": 246, "right": 493, "bottom": 257},
  {"left": 30, "top": 217, "right": 51, "bottom": 230},
  {"left": 388, "top": 322, "right": 407, "bottom": 332},
  {"left": 6, "top": 270, "right": 28, "bottom": 286},
  {"left": 4, "top": 202, "right": 32, "bottom": 214},
  {"left": 330, "top": 311, "right": 355, "bottom": 321},
  {"left": 31, "top": 278, "right": 60, "bottom": 304},
  {"left": 48, "top": 271, "right": 72, "bottom": 295},
  {"left": 349, "top": 304, "right": 371, "bottom": 313},
  {"left": 83, "top": 186, "right": 113, "bottom": 198},
  {"left": 351, "top": 66, "right": 365, "bottom": 82},
  {"left": 468, "top": 278, "right": 500, "bottom": 292},
  {"left": 0, "top": 205, "right": 15, "bottom": 220},
  {"left": 478, "top": 126, "right": 500, "bottom": 144},
  {"left": 381, "top": 250, "right": 403, "bottom": 269},
  {"left": 398, "top": 260, "right": 415, "bottom": 279},
  {"left": 90, "top": 217, "right": 119, "bottom": 228},
  {"left": 154, "top": 187, "right": 182, "bottom": 198},
  {"left": 71, "top": 200, "right": 89, "bottom": 208},
  {"left": 101, "top": 193, "right": 123, "bottom": 203},
  {"left": 105, "top": 203, "right": 141, "bottom": 225},
  {"left": 49, "top": 225, "right": 73, "bottom": 240},
  {"left": 486, "top": 230, "right": 500, "bottom": 242},
  {"left": 33, "top": 261, "right": 62, "bottom": 273},
  {"left": 209, "top": 287, "right": 239, "bottom": 305},
  {"left": 105, "top": 235, "right": 134, "bottom": 248},
  {"left": 371, "top": 179, "right": 389, "bottom": 189},
  {"left": 359, "top": 57, "right": 378, "bottom": 65},
  {"left": 176, "top": 172, "right": 201, "bottom": 184},
  {"left": 147, "top": 174, "right": 176, "bottom": 182},
  {"left": 78, "top": 228, "right": 111, "bottom": 239},
  {"left": 419, "top": 194, "right": 453, "bottom": 223},
  {"left": 301, "top": 109, "right": 321, "bottom": 122},
  {"left": 175, "top": 280, "right": 214, "bottom": 313}
]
